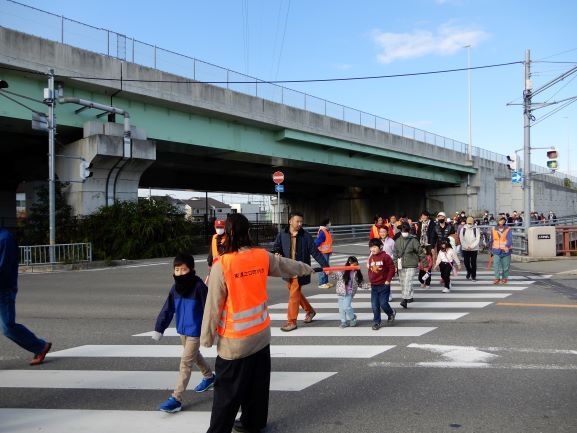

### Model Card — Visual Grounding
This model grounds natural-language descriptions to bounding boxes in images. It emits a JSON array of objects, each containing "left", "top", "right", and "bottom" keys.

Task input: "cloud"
[{"left": 372, "top": 23, "right": 489, "bottom": 64}]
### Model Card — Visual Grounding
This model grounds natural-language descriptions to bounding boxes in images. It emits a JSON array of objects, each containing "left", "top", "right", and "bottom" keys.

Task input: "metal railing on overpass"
[
  {"left": 19, "top": 242, "right": 92, "bottom": 267},
  {"left": 0, "top": 0, "right": 503, "bottom": 166}
]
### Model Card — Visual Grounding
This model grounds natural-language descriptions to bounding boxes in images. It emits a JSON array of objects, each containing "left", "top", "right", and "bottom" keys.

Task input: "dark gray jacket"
[{"left": 273, "top": 227, "right": 329, "bottom": 286}]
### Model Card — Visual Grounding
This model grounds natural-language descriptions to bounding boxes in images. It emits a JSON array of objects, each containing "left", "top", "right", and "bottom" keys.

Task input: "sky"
[{"left": 4, "top": 0, "right": 577, "bottom": 200}]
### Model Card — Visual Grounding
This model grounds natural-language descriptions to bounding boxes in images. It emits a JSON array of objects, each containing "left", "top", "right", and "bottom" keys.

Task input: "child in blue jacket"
[{"left": 152, "top": 253, "right": 215, "bottom": 413}]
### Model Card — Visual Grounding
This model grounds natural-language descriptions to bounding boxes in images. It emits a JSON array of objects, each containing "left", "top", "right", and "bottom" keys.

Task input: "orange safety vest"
[
  {"left": 217, "top": 248, "right": 270, "bottom": 339},
  {"left": 492, "top": 227, "right": 510, "bottom": 250},
  {"left": 317, "top": 227, "right": 333, "bottom": 254},
  {"left": 370, "top": 224, "right": 380, "bottom": 239},
  {"left": 211, "top": 234, "right": 226, "bottom": 264}
]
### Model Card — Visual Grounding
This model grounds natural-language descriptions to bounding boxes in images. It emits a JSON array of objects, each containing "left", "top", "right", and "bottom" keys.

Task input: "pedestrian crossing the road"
[{"left": 0, "top": 268, "right": 549, "bottom": 433}]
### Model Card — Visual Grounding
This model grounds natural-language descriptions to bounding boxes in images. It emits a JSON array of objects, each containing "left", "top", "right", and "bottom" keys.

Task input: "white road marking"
[
  {"left": 408, "top": 343, "right": 577, "bottom": 356},
  {"left": 0, "top": 408, "right": 211, "bottom": 433},
  {"left": 0, "top": 370, "right": 336, "bottom": 392},
  {"left": 48, "top": 344, "right": 394, "bottom": 359},
  {"left": 407, "top": 343, "right": 498, "bottom": 366},
  {"left": 268, "top": 312, "right": 467, "bottom": 321},
  {"left": 134, "top": 327, "right": 436, "bottom": 338},
  {"left": 309, "top": 293, "right": 512, "bottom": 299},
  {"left": 268, "top": 301, "right": 492, "bottom": 309},
  {"left": 367, "top": 362, "right": 577, "bottom": 370}
]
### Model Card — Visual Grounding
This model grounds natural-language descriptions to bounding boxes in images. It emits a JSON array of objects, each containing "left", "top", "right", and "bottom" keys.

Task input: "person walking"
[
  {"left": 431, "top": 212, "right": 455, "bottom": 251},
  {"left": 0, "top": 227, "right": 52, "bottom": 365},
  {"left": 433, "top": 240, "right": 461, "bottom": 293},
  {"left": 367, "top": 238, "right": 396, "bottom": 330},
  {"left": 273, "top": 212, "right": 329, "bottom": 332},
  {"left": 201, "top": 213, "right": 316, "bottom": 433},
  {"left": 330, "top": 256, "right": 368, "bottom": 328},
  {"left": 153, "top": 253, "right": 215, "bottom": 413},
  {"left": 378, "top": 226, "right": 395, "bottom": 259},
  {"left": 315, "top": 218, "right": 333, "bottom": 289},
  {"left": 459, "top": 217, "right": 480, "bottom": 281},
  {"left": 490, "top": 216, "right": 513, "bottom": 284},
  {"left": 207, "top": 220, "right": 226, "bottom": 269},
  {"left": 417, "top": 211, "right": 436, "bottom": 247},
  {"left": 418, "top": 246, "right": 433, "bottom": 288},
  {"left": 394, "top": 224, "right": 424, "bottom": 308},
  {"left": 369, "top": 215, "right": 383, "bottom": 239}
]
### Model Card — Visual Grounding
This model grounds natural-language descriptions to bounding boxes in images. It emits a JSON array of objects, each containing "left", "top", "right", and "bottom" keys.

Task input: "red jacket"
[{"left": 368, "top": 251, "right": 395, "bottom": 285}]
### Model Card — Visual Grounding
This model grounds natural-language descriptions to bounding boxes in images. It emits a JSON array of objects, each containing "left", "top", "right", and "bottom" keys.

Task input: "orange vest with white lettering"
[
  {"left": 492, "top": 227, "right": 510, "bottom": 250},
  {"left": 317, "top": 227, "right": 333, "bottom": 254},
  {"left": 211, "top": 234, "right": 226, "bottom": 264},
  {"left": 217, "top": 249, "right": 270, "bottom": 339}
]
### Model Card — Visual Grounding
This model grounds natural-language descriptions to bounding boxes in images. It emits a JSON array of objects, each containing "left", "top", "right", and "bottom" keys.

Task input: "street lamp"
[{"left": 464, "top": 45, "right": 473, "bottom": 215}]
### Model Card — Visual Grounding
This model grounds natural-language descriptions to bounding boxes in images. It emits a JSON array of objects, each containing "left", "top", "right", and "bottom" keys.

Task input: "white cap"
[{"left": 437, "top": 212, "right": 446, "bottom": 217}]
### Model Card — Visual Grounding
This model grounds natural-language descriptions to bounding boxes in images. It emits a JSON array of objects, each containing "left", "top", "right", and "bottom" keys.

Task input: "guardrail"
[{"left": 19, "top": 242, "right": 92, "bottom": 266}]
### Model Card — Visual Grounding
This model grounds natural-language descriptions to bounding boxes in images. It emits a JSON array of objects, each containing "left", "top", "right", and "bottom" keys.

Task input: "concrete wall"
[{"left": 496, "top": 177, "right": 577, "bottom": 217}]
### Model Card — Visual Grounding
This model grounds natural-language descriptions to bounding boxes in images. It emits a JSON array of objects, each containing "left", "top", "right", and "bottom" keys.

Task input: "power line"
[
  {"left": 274, "top": 0, "right": 291, "bottom": 81},
  {"left": 1, "top": 60, "right": 523, "bottom": 85}
]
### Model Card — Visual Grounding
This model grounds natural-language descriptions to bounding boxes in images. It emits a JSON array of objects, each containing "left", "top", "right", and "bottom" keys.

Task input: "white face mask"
[
  {"left": 216, "top": 228, "right": 225, "bottom": 235},
  {"left": 401, "top": 232, "right": 409, "bottom": 238}
]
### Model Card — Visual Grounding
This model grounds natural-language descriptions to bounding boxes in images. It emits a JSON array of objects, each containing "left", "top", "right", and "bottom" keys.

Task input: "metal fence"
[
  {"left": 0, "top": 0, "right": 509, "bottom": 164},
  {"left": 19, "top": 242, "right": 92, "bottom": 266}
]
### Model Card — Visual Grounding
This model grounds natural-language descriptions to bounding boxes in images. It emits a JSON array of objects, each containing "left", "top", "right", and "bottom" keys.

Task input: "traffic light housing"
[
  {"left": 506, "top": 154, "right": 517, "bottom": 171},
  {"left": 79, "top": 160, "right": 93, "bottom": 180},
  {"left": 546, "top": 150, "right": 558, "bottom": 172}
]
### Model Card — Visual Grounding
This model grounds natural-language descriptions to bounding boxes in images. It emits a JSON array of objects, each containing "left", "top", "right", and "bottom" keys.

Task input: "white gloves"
[{"left": 151, "top": 331, "right": 163, "bottom": 341}]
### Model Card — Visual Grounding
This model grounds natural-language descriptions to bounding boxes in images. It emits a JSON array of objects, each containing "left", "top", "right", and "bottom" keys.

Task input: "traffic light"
[
  {"left": 546, "top": 150, "right": 558, "bottom": 172},
  {"left": 79, "top": 160, "right": 93, "bottom": 180},
  {"left": 506, "top": 154, "right": 517, "bottom": 171}
]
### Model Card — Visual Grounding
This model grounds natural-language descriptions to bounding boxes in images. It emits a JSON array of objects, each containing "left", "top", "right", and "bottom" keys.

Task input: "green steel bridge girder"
[{"left": 0, "top": 71, "right": 473, "bottom": 184}]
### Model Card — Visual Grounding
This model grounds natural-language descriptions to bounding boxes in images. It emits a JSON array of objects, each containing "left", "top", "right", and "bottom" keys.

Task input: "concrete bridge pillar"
[{"left": 56, "top": 122, "right": 156, "bottom": 216}]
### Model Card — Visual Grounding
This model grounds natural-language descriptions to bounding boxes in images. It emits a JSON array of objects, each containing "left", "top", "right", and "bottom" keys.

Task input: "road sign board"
[
  {"left": 511, "top": 172, "right": 522, "bottom": 183},
  {"left": 275, "top": 184, "right": 284, "bottom": 193},
  {"left": 272, "top": 171, "right": 284, "bottom": 184}
]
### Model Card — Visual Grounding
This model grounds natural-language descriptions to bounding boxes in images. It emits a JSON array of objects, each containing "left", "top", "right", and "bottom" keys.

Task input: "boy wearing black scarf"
[{"left": 152, "top": 253, "right": 215, "bottom": 413}]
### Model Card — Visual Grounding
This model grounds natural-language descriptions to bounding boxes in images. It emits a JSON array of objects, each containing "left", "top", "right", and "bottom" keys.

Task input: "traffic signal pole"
[{"left": 47, "top": 70, "right": 56, "bottom": 266}]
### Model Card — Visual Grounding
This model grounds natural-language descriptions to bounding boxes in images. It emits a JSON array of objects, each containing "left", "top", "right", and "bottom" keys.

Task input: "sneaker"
[
  {"left": 280, "top": 322, "right": 297, "bottom": 332},
  {"left": 318, "top": 283, "right": 331, "bottom": 289},
  {"left": 407, "top": 298, "right": 414, "bottom": 303},
  {"left": 471, "top": 278, "right": 477, "bottom": 282},
  {"left": 349, "top": 315, "right": 358, "bottom": 327},
  {"left": 304, "top": 310, "right": 316, "bottom": 323},
  {"left": 442, "top": 287, "right": 450, "bottom": 293},
  {"left": 389, "top": 294, "right": 393, "bottom": 302},
  {"left": 327, "top": 283, "right": 334, "bottom": 288},
  {"left": 493, "top": 279, "right": 500, "bottom": 285},
  {"left": 159, "top": 396, "right": 182, "bottom": 413},
  {"left": 400, "top": 299, "right": 408, "bottom": 309},
  {"left": 371, "top": 323, "right": 381, "bottom": 331},
  {"left": 194, "top": 374, "right": 215, "bottom": 393},
  {"left": 30, "top": 342, "right": 52, "bottom": 366},
  {"left": 339, "top": 322, "right": 349, "bottom": 329},
  {"left": 233, "top": 420, "right": 253, "bottom": 433},
  {"left": 501, "top": 279, "right": 507, "bottom": 284},
  {"left": 466, "top": 273, "right": 471, "bottom": 280},
  {"left": 387, "top": 309, "right": 396, "bottom": 324}
]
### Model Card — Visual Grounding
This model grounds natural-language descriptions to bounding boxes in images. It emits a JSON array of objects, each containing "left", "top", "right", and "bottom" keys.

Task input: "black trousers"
[
  {"left": 418, "top": 269, "right": 431, "bottom": 286},
  {"left": 207, "top": 344, "right": 271, "bottom": 433},
  {"left": 439, "top": 262, "right": 452, "bottom": 289},
  {"left": 462, "top": 250, "right": 478, "bottom": 279}
]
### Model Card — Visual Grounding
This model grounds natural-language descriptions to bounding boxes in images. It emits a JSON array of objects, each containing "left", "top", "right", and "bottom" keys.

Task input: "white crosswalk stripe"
[{"left": 1, "top": 269, "right": 550, "bottom": 433}]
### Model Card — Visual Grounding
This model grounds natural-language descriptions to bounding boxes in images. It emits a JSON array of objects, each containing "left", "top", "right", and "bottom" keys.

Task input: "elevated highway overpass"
[{"left": 1, "top": 25, "right": 574, "bottom": 223}]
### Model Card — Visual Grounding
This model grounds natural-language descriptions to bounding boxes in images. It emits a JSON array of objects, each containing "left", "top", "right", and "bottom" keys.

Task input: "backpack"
[{"left": 460, "top": 226, "right": 477, "bottom": 238}]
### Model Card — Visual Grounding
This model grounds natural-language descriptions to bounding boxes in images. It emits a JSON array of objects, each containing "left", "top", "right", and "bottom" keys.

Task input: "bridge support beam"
[{"left": 56, "top": 122, "right": 156, "bottom": 216}]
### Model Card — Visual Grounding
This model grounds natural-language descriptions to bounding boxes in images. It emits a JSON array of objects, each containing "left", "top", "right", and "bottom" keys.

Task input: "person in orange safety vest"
[
  {"left": 315, "top": 218, "right": 333, "bottom": 289},
  {"left": 201, "top": 213, "right": 316, "bottom": 433}
]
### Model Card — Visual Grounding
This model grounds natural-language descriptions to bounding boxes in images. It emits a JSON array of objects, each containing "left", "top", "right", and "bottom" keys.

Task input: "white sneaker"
[
  {"left": 318, "top": 284, "right": 331, "bottom": 289},
  {"left": 442, "top": 287, "right": 450, "bottom": 293},
  {"left": 389, "top": 294, "right": 393, "bottom": 302}
]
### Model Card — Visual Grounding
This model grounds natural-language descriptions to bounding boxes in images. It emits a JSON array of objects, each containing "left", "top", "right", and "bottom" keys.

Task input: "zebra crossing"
[{"left": 0, "top": 262, "right": 549, "bottom": 433}]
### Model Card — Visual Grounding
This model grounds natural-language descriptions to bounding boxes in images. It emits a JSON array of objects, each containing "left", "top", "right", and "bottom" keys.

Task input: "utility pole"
[
  {"left": 523, "top": 50, "right": 532, "bottom": 232},
  {"left": 47, "top": 69, "right": 56, "bottom": 266}
]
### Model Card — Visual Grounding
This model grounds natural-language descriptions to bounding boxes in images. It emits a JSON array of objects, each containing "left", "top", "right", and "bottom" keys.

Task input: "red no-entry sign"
[{"left": 272, "top": 171, "right": 284, "bottom": 184}]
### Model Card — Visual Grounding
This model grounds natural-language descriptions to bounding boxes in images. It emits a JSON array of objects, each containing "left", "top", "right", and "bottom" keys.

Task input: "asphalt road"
[{"left": 1, "top": 243, "right": 576, "bottom": 433}]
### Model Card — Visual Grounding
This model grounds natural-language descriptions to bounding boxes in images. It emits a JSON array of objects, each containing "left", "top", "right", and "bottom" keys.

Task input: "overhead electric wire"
[
  {"left": 0, "top": 60, "right": 523, "bottom": 85},
  {"left": 532, "top": 96, "right": 577, "bottom": 126},
  {"left": 0, "top": 91, "right": 44, "bottom": 115},
  {"left": 274, "top": 0, "right": 291, "bottom": 80}
]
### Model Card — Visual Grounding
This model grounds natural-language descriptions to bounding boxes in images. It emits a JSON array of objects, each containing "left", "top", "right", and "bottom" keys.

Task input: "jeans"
[
  {"left": 337, "top": 294, "right": 355, "bottom": 323},
  {"left": 493, "top": 254, "right": 511, "bottom": 280},
  {"left": 462, "top": 250, "right": 478, "bottom": 279},
  {"left": 318, "top": 253, "right": 331, "bottom": 285},
  {"left": 0, "top": 288, "right": 46, "bottom": 355},
  {"left": 370, "top": 284, "right": 393, "bottom": 324}
]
